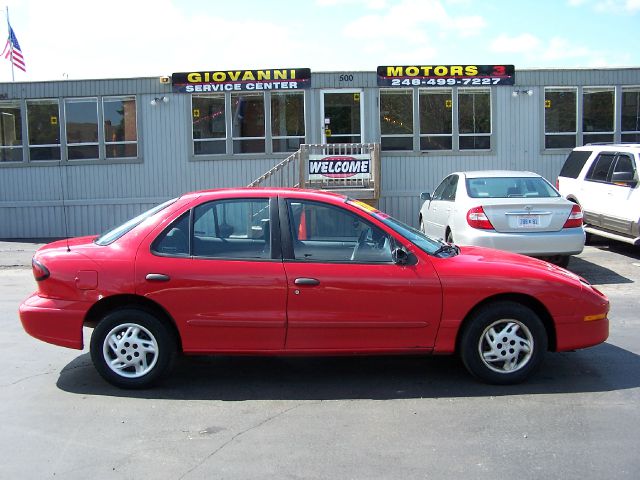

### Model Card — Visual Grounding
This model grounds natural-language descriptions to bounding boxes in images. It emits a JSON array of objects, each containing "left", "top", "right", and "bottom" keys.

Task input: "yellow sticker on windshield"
[{"left": 348, "top": 199, "right": 377, "bottom": 213}]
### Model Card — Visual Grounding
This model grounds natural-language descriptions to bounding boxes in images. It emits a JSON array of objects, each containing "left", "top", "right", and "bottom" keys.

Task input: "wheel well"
[
  {"left": 455, "top": 293, "right": 557, "bottom": 352},
  {"left": 84, "top": 294, "right": 183, "bottom": 352}
]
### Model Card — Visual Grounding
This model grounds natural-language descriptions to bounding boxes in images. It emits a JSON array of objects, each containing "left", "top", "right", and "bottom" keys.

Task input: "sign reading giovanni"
[
  {"left": 308, "top": 155, "right": 371, "bottom": 181},
  {"left": 172, "top": 68, "right": 311, "bottom": 93}
]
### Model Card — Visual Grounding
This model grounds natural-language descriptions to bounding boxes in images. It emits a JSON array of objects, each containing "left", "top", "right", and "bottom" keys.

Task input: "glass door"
[{"left": 321, "top": 90, "right": 364, "bottom": 144}]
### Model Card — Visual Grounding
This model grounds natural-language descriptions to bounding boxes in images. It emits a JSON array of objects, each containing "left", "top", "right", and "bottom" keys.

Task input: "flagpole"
[{"left": 5, "top": 6, "right": 14, "bottom": 81}]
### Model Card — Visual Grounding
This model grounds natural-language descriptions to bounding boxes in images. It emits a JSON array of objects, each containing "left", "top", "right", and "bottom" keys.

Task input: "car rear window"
[
  {"left": 95, "top": 198, "right": 177, "bottom": 246},
  {"left": 559, "top": 150, "right": 592, "bottom": 178},
  {"left": 466, "top": 177, "right": 560, "bottom": 198}
]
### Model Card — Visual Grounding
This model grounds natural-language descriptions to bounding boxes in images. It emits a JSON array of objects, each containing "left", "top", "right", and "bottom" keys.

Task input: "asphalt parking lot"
[{"left": 1, "top": 238, "right": 639, "bottom": 479}]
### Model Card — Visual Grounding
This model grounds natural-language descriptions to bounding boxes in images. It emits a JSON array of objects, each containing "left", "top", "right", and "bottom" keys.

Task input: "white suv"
[{"left": 556, "top": 144, "right": 639, "bottom": 246}]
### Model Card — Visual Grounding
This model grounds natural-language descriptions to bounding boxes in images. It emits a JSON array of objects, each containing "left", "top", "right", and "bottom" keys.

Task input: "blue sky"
[{"left": 1, "top": 0, "right": 639, "bottom": 82}]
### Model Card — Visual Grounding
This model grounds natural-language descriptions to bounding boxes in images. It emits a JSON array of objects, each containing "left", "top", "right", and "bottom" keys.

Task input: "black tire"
[
  {"left": 555, "top": 255, "right": 570, "bottom": 269},
  {"left": 460, "top": 301, "right": 547, "bottom": 385},
  {"left": 90, "top": 308, "right": 176, "bottom": 389}
]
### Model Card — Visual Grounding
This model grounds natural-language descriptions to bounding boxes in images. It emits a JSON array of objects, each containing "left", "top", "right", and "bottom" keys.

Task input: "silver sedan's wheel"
[
  {"left": 91, "top": 309, "right": 176, "bottom": 389},
  {"left": 102, "top": 323, "right": 159, "bottom": 378},
  {"left": 478, "top": 319, "right": 533, "bottom": 373},
  {"left": 460, "top": 301, "right": 547, "bottom": 384}
]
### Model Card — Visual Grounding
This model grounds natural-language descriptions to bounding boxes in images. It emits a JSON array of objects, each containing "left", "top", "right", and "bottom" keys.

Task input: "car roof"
[
  {"left": 458, "top": 170, "right": 541, "bottom": 179},
  {"left": 178, "top": 187, "right": 349, "bottom": 202},
  {"left": 572, "top": 143, "right": 640, "bottom": 151}
]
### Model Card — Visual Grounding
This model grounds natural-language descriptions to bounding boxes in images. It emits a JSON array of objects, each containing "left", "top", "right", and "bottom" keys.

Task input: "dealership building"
[{"left": 1, "top": 65, "right": 639, "bottom": 238}]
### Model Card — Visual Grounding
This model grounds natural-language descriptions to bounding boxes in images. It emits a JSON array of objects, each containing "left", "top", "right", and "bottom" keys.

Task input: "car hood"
[{"left": 446, "top": 244, "right": 585, "bottom": 285}]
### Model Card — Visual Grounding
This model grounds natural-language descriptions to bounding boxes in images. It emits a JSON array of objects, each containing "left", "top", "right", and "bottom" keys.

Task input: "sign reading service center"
[{"left": 172, "top": 68, "right": 311, "bottom": 93}]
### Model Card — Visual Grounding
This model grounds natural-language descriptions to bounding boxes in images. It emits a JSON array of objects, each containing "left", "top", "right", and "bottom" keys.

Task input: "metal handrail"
[{"left": 248, "top": 143, "right": 381, "bottom": 201}]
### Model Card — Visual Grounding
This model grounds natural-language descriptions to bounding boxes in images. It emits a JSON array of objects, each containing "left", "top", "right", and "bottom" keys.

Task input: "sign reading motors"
[
  {"left": 172, "top": 68, "right": 311, "bottom": 93},
  {"left": 377, "top": 65, "right": 515, "bottom": 87},
  {"left": 309, "top": 155, "right": 371, "bottom": 181}
]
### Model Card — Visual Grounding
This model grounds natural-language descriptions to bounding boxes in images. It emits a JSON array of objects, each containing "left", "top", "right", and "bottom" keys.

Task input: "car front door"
[
  {"left": 135, "top": 196, "right": 288, "bottom": 352},
  {"left": 423, "top": 174, "right": 458, "bottom": 240},
  {"left": 281, "top": 198, "right": 442, "bottom": 351}
]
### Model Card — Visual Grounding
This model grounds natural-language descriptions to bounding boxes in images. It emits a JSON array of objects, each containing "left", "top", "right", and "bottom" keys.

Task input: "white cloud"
[
  {"left": 490, "top": 34, "right": 542, "bottom": 54},
  {"left": 342, "top": 0, "right": 486, "bottom": 52},
  {"left": 571, "top": 0, "right": 640, "bottom": 11}
]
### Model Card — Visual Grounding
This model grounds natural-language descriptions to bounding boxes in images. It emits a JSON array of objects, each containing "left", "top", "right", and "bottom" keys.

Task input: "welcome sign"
[{"left": 308, "top": 155, "right": 371, "bottom": 181}]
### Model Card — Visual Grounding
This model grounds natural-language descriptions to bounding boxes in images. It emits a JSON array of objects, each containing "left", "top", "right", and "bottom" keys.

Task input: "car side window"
[
  {"left": 152, "top": 212, "right": 190, "bottom": 256},
  {"left": 586, "top": 153, "right": 616, "bottom": 182},
  {"left": 192, "top": 199, "right": 271, "bottom": 260},
  {"left": 441, "top": 175, "right": 458, "bottom": 201},
  {"left": 431, "top": 177, "right": 449, "bottom": 201},
  {"left": 287, "top": 200, "right": 394, "bottom": 263},
  {"left": 612, "top": 155, "right": 636, "bottom": 179}
]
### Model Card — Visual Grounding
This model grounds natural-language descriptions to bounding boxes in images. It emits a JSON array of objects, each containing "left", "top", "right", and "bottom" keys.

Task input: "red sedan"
[{"left": 19, "top": 188, "right": 609, "bottom": 388}]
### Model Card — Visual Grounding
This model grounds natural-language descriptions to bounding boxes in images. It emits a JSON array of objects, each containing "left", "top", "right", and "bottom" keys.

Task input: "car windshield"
[
  {"left": 466, "top": 176, "right": 560, "bottom": 198},
  {"left": 346, "top": 199, "right": 443, "bottom": 255},
  {"left": 95, "top": 198, "right": 177, "bottom": 246}
]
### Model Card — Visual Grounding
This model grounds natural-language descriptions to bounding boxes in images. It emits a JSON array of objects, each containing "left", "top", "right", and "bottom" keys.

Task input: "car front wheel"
[
  {"left": 460, "top": 301, "right": 547, "bottom": 384},
  {"left": 90, "top": 309, "right": 176, "bottom": 389}
]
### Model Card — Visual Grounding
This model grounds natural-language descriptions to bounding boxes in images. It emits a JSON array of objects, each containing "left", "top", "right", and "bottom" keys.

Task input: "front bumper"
[
  {"left": 19, "top": 293, "right": 89, "bottom": 350},
  {"left": 554, "top": 317, "right": 609, "bottom": 351}
]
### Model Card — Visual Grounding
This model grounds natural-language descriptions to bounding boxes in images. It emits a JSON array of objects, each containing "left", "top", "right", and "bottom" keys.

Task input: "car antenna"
[{"left": 56, "top": 160, "right": 71, "bottom": 252}]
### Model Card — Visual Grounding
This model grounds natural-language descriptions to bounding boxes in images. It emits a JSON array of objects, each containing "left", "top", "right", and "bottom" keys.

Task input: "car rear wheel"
[
  {"left": 460, "top": 301, "right": 547, "bottom": 384},
  {"left": 90, "top": 309, "right": 176, "bottom": 389},
  {"left": 446, "top": 230, "right": 454, "bottom": 244}
]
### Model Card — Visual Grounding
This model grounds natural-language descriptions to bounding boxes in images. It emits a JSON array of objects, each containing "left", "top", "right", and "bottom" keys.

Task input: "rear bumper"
[
  {"left": 457, "top": 228, "right": 585, "bottom": 256},
  {"left": 19, "top": 293, "right": 89, "bottom": 350}
]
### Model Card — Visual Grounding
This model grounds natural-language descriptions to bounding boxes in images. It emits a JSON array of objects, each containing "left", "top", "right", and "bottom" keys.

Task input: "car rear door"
[
  {"left": 135, "top": 195, "right": 288, "bottom": 352},
  {"left": 602, "top": 153, "right": 640, "bottom": 235},
  {"left": 280, "top": 197, "right": 442, "bottom": 351}
]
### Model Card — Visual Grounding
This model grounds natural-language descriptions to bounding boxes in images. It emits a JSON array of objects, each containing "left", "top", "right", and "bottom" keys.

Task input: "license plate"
[{"left": 517, "top": 216, "right": 540, "bottom": 228}]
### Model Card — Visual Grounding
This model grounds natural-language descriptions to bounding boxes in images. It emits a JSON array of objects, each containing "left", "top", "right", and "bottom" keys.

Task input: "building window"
[
  {"left": 103, "top": 96, "right": 137, "bottom": 158},
  {"left": 0, "top": 100, "right": 22, "bottom": 162},
  {"left": 271, "top": 92, "right": 305, "bottom": 153},
  {"left": 622, "top": 87, "right": 640, "bottom": 142},
  {"left": 583, "top": 87, "right": 614, "bottom": 144},
  {"left": 232, "top": 93, "right": 265, "bottom": 153},
  {"left": 544, "top": 88, "right": 577, "bottom": 149},
  {"left": 458, "top": 88, "right": 491, "bottom": 150},
  {"left": 419, "top": 89, "right": 452, "bottom": 150},
  {"left": 27, "top": 99, "right": 61, "bottom": 161},
  {"left": 192, "top": 94, "right": 226, "bottom": 155},
  {"left": 380, "top": 89, "right": 413, "bottom": 151},
  {"left": 65, "top": 98, "right": 99, "bottom": 160}
]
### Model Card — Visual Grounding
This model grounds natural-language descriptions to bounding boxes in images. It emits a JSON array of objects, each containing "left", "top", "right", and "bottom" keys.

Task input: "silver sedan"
[{"left": 419, "top": 171, "right": 585, "bottom": 267}]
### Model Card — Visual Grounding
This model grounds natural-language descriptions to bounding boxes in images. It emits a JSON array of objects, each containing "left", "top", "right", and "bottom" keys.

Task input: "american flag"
[{"left": 1, "top": 24, "right": 26, "bottom": 72}]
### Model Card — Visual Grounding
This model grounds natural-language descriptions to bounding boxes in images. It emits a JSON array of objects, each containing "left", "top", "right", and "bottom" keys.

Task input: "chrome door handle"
[
  {"left": 294, "top": 277, "right": 320, "bottom": 286},
  {"left": 146, "top": 273, "right": 170, "bottom": 282}
]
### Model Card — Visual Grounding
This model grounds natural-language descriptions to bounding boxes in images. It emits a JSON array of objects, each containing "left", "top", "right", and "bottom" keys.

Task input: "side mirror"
[
  {"left": 420, "top": 192, "right": 431, "bottom": 201},
  {"left": 392, "top": 247, "right": 410, "bottom": 265}
]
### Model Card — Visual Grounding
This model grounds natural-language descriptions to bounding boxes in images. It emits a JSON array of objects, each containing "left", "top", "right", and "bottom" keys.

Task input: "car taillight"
[
  {"left": 556, "top": 178, "right": 560, "bottom": 190},
  {"left": 467, "top": 206, "right": 494, "bottom": 230},
  {"left": 563, "top": 204, "right": 583, "bottom": 228},
  {"left": 32, "top": 258, "right": 50, "bottom": 281}
]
